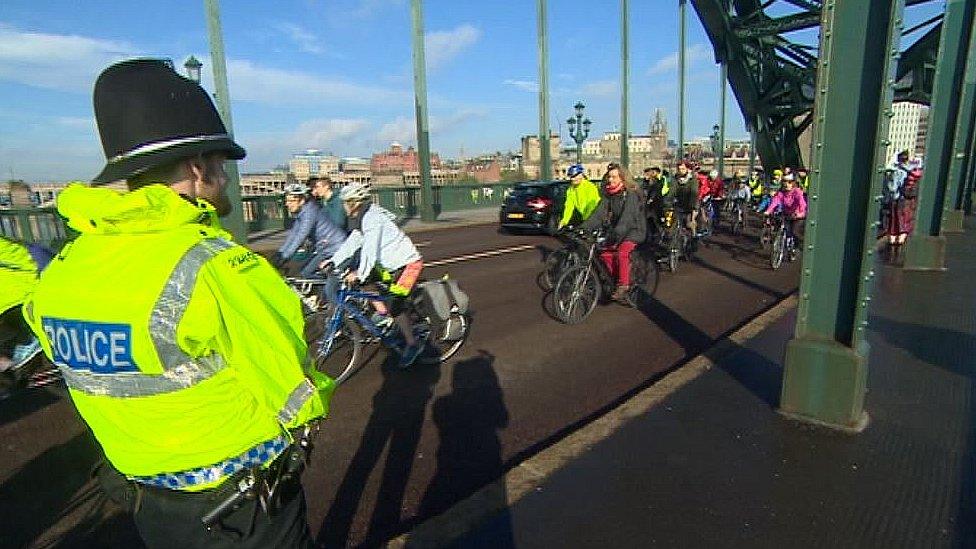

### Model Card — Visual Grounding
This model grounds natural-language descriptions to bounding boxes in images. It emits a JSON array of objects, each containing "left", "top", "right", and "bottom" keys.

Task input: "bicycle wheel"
[
  {"left": 304, "top": 310, "right": 364, "bottom": 384},
  {"left": 770, "top": 231, "right": 786, "bottom": 270},
  {"left": 667, "top": 227, "right": 681, "bottom": 272},
  {"left": 553, "top": 265, "right": 600, "bottom": 324},
  {"left": 414, "top": 311, "right": 471, "bottom": 365},
  {"left": 539, "top": 248, "right": 575, "bottom": 291},
  {"left": 626, "top": 253, "right": 660, "bottom": 307}
]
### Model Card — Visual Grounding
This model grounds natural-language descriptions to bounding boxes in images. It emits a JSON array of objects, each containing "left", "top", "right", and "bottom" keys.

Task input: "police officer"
[{"left": 23, "top": 59, "right": 334, "bottom": 548}]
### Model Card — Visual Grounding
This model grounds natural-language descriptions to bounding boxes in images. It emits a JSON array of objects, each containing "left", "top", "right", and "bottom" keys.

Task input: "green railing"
[{"left": 1, "top": 182, "right": 520, "bottom": 247}]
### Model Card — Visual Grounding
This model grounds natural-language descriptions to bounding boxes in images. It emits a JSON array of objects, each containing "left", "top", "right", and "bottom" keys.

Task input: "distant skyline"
[{"left": 0, "top": 0, "right": 944, "bottom": 182}]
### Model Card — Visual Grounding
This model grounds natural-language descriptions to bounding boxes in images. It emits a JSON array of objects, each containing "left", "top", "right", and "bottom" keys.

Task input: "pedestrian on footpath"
[{"left": 22, "top": 59, "right": 334, "bottom": 548}]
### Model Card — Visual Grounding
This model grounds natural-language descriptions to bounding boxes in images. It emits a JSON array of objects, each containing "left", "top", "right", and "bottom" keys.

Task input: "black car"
[{"left": 499, "top": 181, "right": 569, "bottom": 233}]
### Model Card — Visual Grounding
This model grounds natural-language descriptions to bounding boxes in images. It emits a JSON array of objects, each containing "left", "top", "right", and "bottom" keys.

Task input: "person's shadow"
[
  {"left": 416, "top": 351, "right": 514, "bottom": 548},
  {"left": 317, "top": 356, "right": 441, "bottom": 548}
]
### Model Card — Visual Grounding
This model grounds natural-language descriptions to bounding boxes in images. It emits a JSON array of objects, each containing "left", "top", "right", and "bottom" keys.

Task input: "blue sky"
[{"left": 0, "top": 0, "right": 945, "bottom": 182}]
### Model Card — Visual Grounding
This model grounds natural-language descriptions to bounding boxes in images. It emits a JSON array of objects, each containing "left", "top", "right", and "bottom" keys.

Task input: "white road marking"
[
  {"left": 425, "top": 244, "right": 538, "bottom": 268},
  {"left": 416, "top": 240, "right": 433, "bottom": 248}
]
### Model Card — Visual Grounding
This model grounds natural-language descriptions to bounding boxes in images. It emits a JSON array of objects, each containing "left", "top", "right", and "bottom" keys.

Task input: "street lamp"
[
  {"left": 567, "top": 101, "right": 592, "bottom": 165},
  {"left": 183, "top": 55, "right": 203, "bottom": 84}
]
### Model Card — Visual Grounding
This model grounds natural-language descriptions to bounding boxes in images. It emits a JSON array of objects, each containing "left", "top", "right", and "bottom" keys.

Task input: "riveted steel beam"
[
  {"left": 782, "top": 0, "right": 906, "bottom": 432},
  {"left": 905, "top": 0, "right": 976, "bottom": 270}
]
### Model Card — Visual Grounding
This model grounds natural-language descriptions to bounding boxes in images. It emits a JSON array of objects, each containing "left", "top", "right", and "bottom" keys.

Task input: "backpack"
[{"left": 415, "top": 278, "right": 469, "bottom": 323}]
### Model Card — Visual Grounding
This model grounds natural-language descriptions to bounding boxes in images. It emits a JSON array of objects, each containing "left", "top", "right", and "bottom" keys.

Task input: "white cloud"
[
  {"left": 377, "top": 116, "right": 415, "bottom": 144},
  {"left": 273, "top": 22, "right": 326, "bottom": 55},
  {"left": 0, "top": 24, "right": 140, "bottom": 92},
  {"left": 425, "top": 24, "right": 481, "bottom": 70},
  {"left": 213, "top": 58, "right": 411, "bottom": 106},
  {"left": 349, "top": 0, "right": 406, "bottom": 19},
  {"left": 293, "top": 118, "right": 372, "bottom": 148},
  {"left": 647, "top": 43, "right": 714, "bottom": 75},
  {"left": 581, "top": 80, "right": 618, "bottom": 97},
  {"left": 504, "top": 79, "right": 539, "bottom": 93}
]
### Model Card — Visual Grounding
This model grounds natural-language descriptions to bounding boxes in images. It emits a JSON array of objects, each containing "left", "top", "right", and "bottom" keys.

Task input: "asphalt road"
[{"left": 0, "top": 219, "right": 800, "bottom": 548}]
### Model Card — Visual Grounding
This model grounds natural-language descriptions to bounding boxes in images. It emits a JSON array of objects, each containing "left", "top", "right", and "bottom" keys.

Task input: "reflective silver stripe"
[
  {"left": 61, "top": 238, "right": 235, "bottom": 397},
  {"left": 149, "top": 239, "right": 234, "bottom": 368},
  {"left": 108, "top": 134, "right": 232, "bottom": 164},
  {"left": 278, "top": 379, "right": 316, "bottom": 424},
  {"left": 58, "top": 354, "right": 224, "bottom": 397}
]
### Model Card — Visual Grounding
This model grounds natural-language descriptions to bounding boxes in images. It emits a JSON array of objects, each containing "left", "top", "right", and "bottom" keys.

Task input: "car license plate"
[{"left": 507, "top": 213, "right": 525, "bottom": 219}]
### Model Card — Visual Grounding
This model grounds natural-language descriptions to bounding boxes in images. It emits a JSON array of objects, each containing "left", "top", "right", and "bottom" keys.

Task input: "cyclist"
[
  {"left": 329, "top": 182, "right": 425, "bottom": 367},
  {"left": 729, "top": 172, "right": 751, "bottom": 216},
  {"left": 558, "top": 163, "right": 601, "bottom": 229},
  {"left": 581, "top": 163, "right": 647, "bottom": 303},
  {"left": 309, "top": 175, "right": 347, "bottom": 229},
  {"left": 696, "top": 169, "right": 714, "bottom": 236},
  {"left": 763, "top": 173, "right": 808, "bottom": 253},
  {"left": 796, "top": 168, "right": 810, "bottom": 194},
  {"left": 748, "top": 169, "right": 765, "bottom": 204},
  {"left": 273, "top": 183, "right": 346, "bottom": 278},
  {"left": 642, "top": 166, "right": 670, "bottom": 238},
  {"left": 672, "top": 160, "right": 700, "bottom": 235}
]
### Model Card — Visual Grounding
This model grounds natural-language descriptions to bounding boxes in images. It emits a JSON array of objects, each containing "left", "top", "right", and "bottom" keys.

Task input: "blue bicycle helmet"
[{"left": 567, "top": 164, "right": 585, "bottom": 178}]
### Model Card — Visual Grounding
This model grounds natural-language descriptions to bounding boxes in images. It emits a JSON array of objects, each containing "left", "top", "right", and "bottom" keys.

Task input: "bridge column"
[
  {"left": 941, "top": 18, "right": 976, "bottom": 233},
  {"left": 904, "top": 0, "right": 975, "bottom": 268},
  {"left": 780, "top": 0, "right": 905, "bottom": 432},
  {"left": 204, "top": 0, "right": 247, "bottom": 243}
]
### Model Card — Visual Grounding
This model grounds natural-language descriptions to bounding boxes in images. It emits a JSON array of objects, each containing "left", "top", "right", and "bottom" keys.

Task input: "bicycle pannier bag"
[{"left": 416, "top": 279, "right": 469, "bottom": 322}]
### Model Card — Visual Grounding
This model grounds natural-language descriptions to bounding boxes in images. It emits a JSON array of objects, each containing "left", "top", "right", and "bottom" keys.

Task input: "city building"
[
  {"left": 240, "top": 171, "right": 296, "bottom": 196},
  {"left": 520, "top": 134, "right": 563, "bottom": 179},
  {"left": 887, "top": 101, "right": 929, "bottom": 163},
  {"left": 462, "top": 156, "right": 503, "bottom": 183},
  {"left": 289, "top": 150, "right": 340, "bottom": 182},
  {"left": 914, "top": 106, "right": 930, "bottom": 160},
  {"left": 371, "top": 142, "right": 442, "bottom": 174}
]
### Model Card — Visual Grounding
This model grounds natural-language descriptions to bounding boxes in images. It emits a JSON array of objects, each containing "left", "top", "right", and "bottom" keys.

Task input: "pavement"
[{"left": 397, "top": 221, "right": 976, "bottom": 548}]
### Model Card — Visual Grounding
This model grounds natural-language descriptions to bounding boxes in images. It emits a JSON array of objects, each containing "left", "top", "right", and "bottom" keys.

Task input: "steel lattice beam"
[{"left": 692, "top": 0, "right": 942, "bottom": 170}]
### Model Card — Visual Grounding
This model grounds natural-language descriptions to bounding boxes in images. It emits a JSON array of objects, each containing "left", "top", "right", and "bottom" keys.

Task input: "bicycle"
[
  {"left": 305, "top": 272, "right": 470, "bottom": 384},
  {"left": 766, "top": 212, "right": 799, "bottom": 270},
  {"left": 727, "top": 198, "right": 746, "bottom": 236},
  {"left": 657, "top": 207, "right": 693, "bottom": 273},
  {"left": 552, "top": 229, "right": 660, "bottom": 324},
  {"left": 538, "top": 229, "right": 586, "bottom": 291}
]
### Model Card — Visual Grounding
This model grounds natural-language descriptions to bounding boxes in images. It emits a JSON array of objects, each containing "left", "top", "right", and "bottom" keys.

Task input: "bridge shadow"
[
  {"left": 316, "top": 351, "right": 442, "bottom": 548},
  {"left": 416, "top": 350, "right": 513, "bottom": 548},
  {"left": 631, "top": 290, "right": 783, "bottom": 409},
  {"left": 691, "top": 257, "right": 784, "bottom": 298}
]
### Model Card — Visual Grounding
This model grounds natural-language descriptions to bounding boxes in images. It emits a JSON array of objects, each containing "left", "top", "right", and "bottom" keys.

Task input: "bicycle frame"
[{"left": 318, "top": 284, "right": 400, "bottom": 359}]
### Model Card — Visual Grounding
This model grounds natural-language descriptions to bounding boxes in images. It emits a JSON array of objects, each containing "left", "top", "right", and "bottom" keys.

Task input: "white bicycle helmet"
[
  {"left": 709, "top": 170, "right": 719, "bottom": 178},
  {"left": 284, "top": 183, "right": 307, "bottom": 196},
  {"left": 340, "top": 182, "right": 371, "bottom": 203}
]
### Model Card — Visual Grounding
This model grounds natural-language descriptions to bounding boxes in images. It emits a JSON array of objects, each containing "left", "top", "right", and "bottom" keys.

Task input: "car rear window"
[{"left": 511, "top": 185, "right": 551, "bottom": 199}]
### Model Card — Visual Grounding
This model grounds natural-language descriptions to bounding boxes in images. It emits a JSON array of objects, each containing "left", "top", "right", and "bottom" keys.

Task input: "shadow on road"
[
  {"left": 0, "top": 385, "right": 62, "bottom": 425},
  {"left": 316, "top": 354, "right": 442, "bottom": 548},
  {"left": 418, "top": 350, "right": 512, "bottom": 547},
  {"left": 691, "top": 257, "right": 783, "bottom": 298},
  {"left": 633, "top": 293, "right": 712, "bottom": 356},
  {"left": 0, "top": 431, "right": 140, "bottom": 548}
]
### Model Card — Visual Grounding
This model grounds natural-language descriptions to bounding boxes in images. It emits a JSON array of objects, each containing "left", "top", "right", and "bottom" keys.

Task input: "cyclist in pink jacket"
[{"left": 764, "top": 174, "right": 807, "bottom": 242}]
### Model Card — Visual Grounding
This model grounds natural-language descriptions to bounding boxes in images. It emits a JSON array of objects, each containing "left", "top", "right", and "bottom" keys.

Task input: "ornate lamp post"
[
  {"left": 567, "top": 101, "right": 592, "bottom": 164},
  {"left": 183, "top": 55, "right": 203, "bottom": 84}
]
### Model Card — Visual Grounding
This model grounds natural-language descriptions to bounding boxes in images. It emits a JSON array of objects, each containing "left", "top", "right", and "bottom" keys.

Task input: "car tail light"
[{"left": 527, "top": 197, "right": 553, "bottom": 210}]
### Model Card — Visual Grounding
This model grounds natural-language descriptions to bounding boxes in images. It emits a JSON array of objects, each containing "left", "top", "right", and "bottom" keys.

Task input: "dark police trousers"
[{"left": 97, "top": 461, "right": 313, "bottom": 548}]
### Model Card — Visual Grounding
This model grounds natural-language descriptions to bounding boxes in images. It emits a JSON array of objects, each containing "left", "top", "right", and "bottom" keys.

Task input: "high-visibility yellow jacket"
[
  {"left": 1, "top": 237, "right": 38, "bottom": 314},
  {"left": 23, "top": 184, "right": 334, "bottom": 489},
  {"left": 559, "top": 178, "right": 601, "bottom": 228}
]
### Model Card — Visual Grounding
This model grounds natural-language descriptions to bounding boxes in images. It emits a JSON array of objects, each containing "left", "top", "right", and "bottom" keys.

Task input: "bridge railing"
[{"left": 1, "top": 181, "right": 524, "bottom": 248}]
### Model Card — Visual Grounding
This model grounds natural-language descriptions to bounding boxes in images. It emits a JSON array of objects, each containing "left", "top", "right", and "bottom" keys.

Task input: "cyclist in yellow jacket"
[
  {"left": 23, "top": 59, "right": 333, "bottom": 547},
  {"left": 558, "top": 163, "right": 601, "bottom": 229}
]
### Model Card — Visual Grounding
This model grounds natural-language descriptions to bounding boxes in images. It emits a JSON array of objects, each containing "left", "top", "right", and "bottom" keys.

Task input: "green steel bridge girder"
[{"left": 692, "top": 0, "right": 943, "bottom": 171}]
